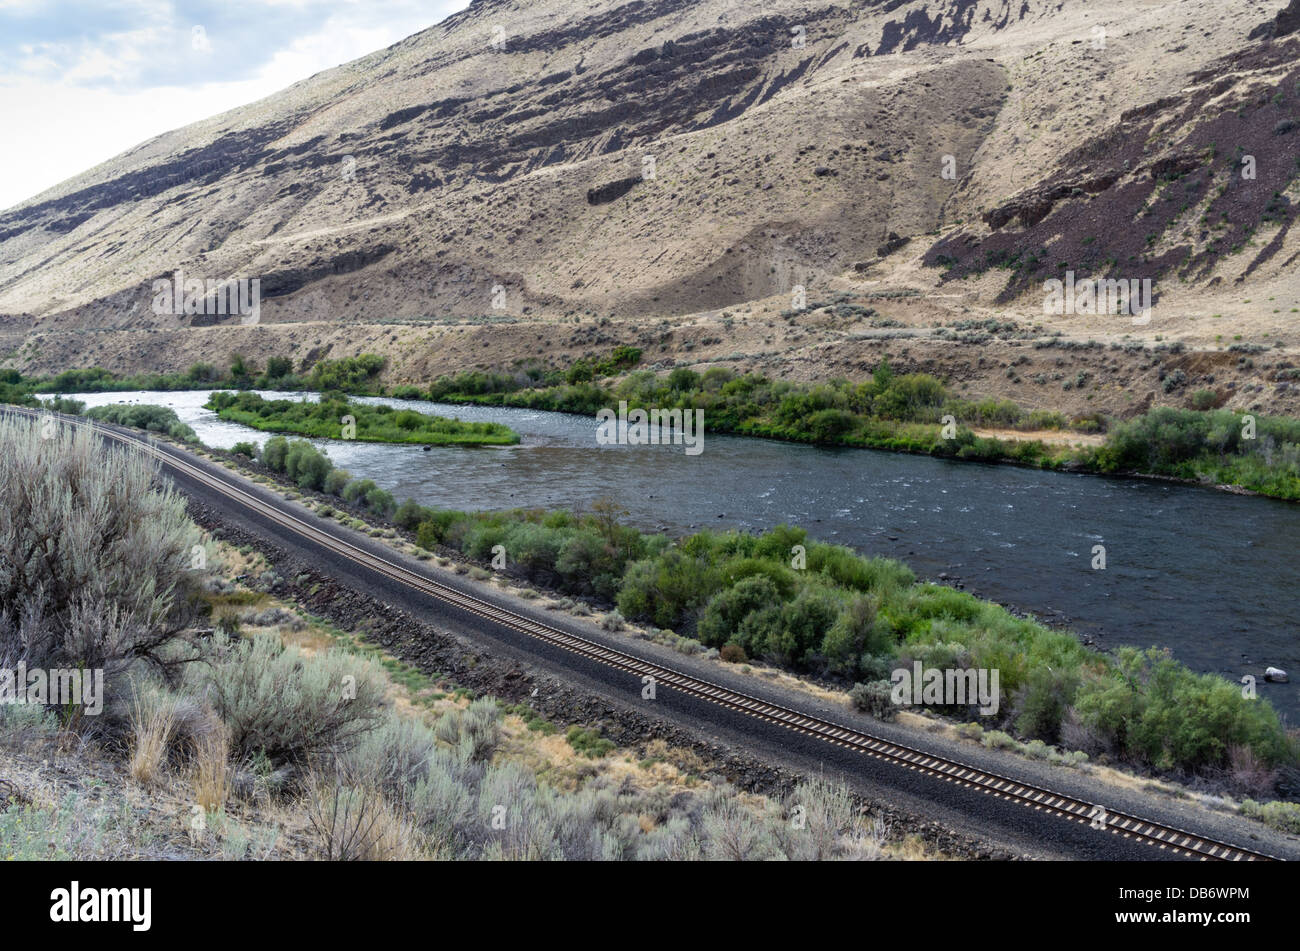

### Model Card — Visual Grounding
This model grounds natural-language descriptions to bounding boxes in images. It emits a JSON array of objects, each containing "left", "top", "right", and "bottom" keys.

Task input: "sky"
[{"left": 0, "top": 0, "right": 469, "bottom": 211}]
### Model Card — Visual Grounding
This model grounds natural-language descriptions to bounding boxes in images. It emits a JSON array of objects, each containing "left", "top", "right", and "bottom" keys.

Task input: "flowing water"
[{"left": 69, "top": 389, "right": 1300, "bottom": 721}]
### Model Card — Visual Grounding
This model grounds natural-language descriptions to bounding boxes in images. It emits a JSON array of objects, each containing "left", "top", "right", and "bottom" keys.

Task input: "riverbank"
[
  {"left": 205, "top": 390, "right": 520, "bottom": 446},
  {"left": 434, "top": 356, "right": 1300, "bottom": 501},
  {"left": 9, "top": 353, "right": 1300, "bottom": 500}
]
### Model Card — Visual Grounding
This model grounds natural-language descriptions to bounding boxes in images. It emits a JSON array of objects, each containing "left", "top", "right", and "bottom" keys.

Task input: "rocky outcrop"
[
  {"left": 932, "top": 37, "right": 1300, "bottom": 301},
  {"left": 1250, "top": 0, "right": 1300, "bottom": 39}
]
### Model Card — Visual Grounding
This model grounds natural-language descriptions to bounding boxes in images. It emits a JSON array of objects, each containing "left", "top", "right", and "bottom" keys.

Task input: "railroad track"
[{"left": 8, "top": 405, "right": 1280, "bottom": 861}]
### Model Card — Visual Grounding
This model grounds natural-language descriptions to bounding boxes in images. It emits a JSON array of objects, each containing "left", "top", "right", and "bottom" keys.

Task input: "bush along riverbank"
[
  {"left": 205, "top": 390, "right": 519, "bottom": 446},
  {"left": 3, "top": 352, "right": 388, "bottom": 396},
  {"left": 425, "top": 354, "right": 1300, "bottom": 501},
  {"left": 28, "top": 396, "right": 202, "bottom": 443},
  {"left": 189, "top": 428, "right": 1298, "bottom": 793},
  {"left": 10, "top": 348, "right": 1300, "bottom": 497}
]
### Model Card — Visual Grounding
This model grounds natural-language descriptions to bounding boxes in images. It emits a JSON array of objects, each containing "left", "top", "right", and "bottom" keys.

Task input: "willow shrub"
[{"left": 1072, "top": 647, "right": 1294, "bottom": 771}]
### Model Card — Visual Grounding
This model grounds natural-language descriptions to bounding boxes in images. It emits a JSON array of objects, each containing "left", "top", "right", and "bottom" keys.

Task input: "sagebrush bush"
[
  {"left": 0, "top": 704, "right": 58, "bottom": 749},
  {"left": 338, "top": 713, "right": 439, "bottom": 806},
  {"left": 849, "top": 680, "right": 895, "bottom": 720},
  {"left": 293, "top": 691, "right": 898, "bottom": 861},
  {"left": 982, "top": 730, "right": 1018, "bottom": 751},
  {"left": 0, "top": 416, "right": 207, "bottom": 688},
  {"left": 433, "top": 698, "right": 501, "bottom": 764},
  {"left": 202, "top": 634, "right": 388, "bottom": 770},
  {"left": 776, "top": 775, "right": 886, "bottom": 861}
]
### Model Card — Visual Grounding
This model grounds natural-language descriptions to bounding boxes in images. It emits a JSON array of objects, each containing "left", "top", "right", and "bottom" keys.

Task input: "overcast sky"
[{"left": 0, "top": 0, "right": 469, "bottom": 211}]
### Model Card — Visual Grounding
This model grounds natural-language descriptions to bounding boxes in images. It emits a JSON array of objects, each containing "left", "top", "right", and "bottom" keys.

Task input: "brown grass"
[
  {"left": 304, "top": 772, "right": 422, "bottom": 861},
  {"left": 191, "top": 717, "right": 231, "bottom": 814},
  {"left": 129, "top": 694, "right": 178, "bottom": 787}
]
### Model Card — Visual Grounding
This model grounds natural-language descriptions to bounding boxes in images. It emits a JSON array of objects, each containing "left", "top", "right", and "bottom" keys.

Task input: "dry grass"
[
  {"left": 303, "top": 772, "right": 422, "bottom": 861},
  {"left": 129, "top": 693, "right": 178, "bottom": 787},
  {"left": 191, "top": 717, "right": 231, "bottom": 814}
]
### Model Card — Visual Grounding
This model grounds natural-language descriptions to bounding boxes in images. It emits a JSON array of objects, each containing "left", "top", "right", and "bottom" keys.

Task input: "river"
[{"left": 68, "top": 388, "right": 1299, "bottom": 721}]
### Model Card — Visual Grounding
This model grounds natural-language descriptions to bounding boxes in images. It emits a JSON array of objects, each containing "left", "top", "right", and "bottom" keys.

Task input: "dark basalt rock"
[
  {"left": 586, "top": 175, "right": 641, "bottom": 206},
  {"left": 1249, "top": 0, "right": 1300, "bottom": 39}
]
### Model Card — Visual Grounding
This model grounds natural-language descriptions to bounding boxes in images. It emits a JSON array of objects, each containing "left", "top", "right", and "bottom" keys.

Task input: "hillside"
[{"left": 1, "top": 0, "right": 1298, "bottom": 420}]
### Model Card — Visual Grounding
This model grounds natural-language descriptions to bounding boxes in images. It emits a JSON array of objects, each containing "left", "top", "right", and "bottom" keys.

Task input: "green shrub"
[
  {"left": 393, "top": 499, "right": 427, "bottom": 530},
  {"left": 306, "top": 354, "right": 386, "bottom": 393},
  {"left": 416, "top": 510, "right": 466, "bottom": 550},
  {"left": 323, "top": 468, "right": 352, "bottom": 496},
  {"left": 1239, "top": 799, "right": 1300, "bottom": 834},
  {"left": 40, "top": 397, "right": 87, "bottom": 415},
  {"left": 566, "top": 726, "right": 615, "bottom": 759},
  {"left": 822, "top": 594, "right": 888, "bottom": 675},
  {"left": 364, "top": 487, "right": 396, "bottom": 516},
  {"left": 617, "top": 549, "right": 722, "bottom": 630},
  {"left": 283, "top": 439, "right": 331, "bottom": 491},
  {"left": 696, "top": 576, "right": 782, "bottom": 648},
  {"left": 342, "top": 478, "right": 377, "bottom": 504},
  {"left": 1013, "top": 666, "right": 1080, "bottom": 742},
  {"left": 1072, "top": 647, "right": 1291, "bottom": 771},
  {"left": 981, "top": 730, "right": 1018, "bottom": 751},
  {"left": 771, "top": 586, "right": 843, "bottom": 666},
  {"left": 83, "top": 403, "right": 199, "bottom": 442},
  {"left": 262, "top": 435, "right": 290, "bottom": 471}
]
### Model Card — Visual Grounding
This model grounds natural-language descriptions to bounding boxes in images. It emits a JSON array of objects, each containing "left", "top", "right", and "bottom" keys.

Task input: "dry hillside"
[{"left": 1, "top": 0, "right": 1298, "bottom": 419}]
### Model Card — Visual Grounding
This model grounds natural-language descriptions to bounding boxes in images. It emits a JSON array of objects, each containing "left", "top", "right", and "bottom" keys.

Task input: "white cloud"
[{"left": 0, "top": 0, "right": 466, "bottom": 212}]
